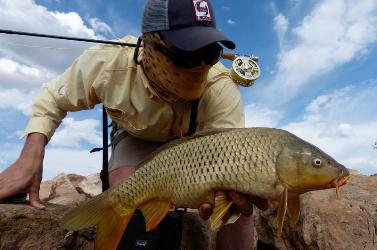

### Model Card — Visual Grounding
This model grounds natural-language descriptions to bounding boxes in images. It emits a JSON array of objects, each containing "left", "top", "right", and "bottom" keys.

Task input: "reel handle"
[{"left": 221, "top": 51, "right": 237, "bottom": 61}]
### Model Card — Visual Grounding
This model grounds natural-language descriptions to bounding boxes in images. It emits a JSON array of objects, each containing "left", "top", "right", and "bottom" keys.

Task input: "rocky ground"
[
  {"left": 254, "top": 173, "right": 377, "bottom": 250},
  {"left": 0, "top": 172, "right": 376, "bottom": 250}
]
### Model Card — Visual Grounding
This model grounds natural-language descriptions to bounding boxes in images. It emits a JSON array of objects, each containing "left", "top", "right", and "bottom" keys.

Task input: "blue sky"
[{"left": 0, "top": 0, "right": 376, "bottom": 179}]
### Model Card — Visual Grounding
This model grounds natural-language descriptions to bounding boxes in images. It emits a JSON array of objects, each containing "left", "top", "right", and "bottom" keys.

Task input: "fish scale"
[{"left": 62, "top": 127, "right": 350, "bottom": 250}]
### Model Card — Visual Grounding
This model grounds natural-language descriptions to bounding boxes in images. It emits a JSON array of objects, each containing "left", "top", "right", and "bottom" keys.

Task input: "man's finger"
[
  {"left": 28, "top": 184, "right": 45, "bottom": 209},
  {"left": 248, "top": 195, "right": 269, "bottom": 211},
  {"left": 198, "top": 202, "right": 213, "bottom": 220},
  {"left": 228, "top": 191, "right": 253, "bottom": 216},
  {"left": 214, "top": 190, "right": 227, "bottom": 197}
]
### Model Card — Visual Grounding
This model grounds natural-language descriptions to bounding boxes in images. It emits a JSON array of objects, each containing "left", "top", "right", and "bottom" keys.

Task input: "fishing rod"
[
  {"left": 0, "top": 28, "right": 137, "bottom": 47},
  {"left": 0, "top": 28, "right": 261, "bottom": 86}
]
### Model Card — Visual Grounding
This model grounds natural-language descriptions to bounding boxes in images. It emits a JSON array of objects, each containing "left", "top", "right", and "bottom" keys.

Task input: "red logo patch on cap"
[{"left": 192, "top": 0, "right": 212, "bottom": 22}]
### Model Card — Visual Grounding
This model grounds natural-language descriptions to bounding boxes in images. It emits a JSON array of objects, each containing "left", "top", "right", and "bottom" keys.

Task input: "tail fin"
[{"left": 61, "top": 192, "right": 135, "bottom": 250}]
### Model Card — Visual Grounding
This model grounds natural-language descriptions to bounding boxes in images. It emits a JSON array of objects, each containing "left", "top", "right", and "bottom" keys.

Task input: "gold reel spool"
[{"left": 222, "top": 52, "right": 261, "bottom": 87}]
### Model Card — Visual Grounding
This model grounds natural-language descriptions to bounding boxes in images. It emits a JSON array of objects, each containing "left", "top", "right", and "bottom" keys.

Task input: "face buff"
[{"left": 141, "top": 32, "right": 211, "bottom": 102}]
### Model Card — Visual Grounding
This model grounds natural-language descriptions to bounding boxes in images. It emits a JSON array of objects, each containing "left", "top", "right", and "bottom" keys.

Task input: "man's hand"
[
  {"left": 198, "top": 190, "right": 269, "bottom": 221},
  {"left": 0, "top": 133, "right": 46, "bottom": 209}
]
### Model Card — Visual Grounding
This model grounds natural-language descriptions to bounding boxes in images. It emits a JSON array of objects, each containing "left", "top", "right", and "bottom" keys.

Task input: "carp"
[{"left": 61, "top": 128, "right": 350, "bottom": 249}]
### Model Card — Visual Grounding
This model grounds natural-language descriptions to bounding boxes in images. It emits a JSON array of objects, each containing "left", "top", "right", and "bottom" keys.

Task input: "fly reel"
[{"left": 222, "top": 52, "right": 261, "bottom": 87}]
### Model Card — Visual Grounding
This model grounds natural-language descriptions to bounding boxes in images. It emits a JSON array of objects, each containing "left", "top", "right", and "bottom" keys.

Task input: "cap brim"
[{"left": 160, "top": 26, "right": 236, "bottom": 51}]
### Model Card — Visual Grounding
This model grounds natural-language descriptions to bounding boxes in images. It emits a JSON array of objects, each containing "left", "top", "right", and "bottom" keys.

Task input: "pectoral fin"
[
  {"left": 287, "top": 195, "right": 301, "bottom": 224},
  {"left": 224, "top": 210, "right": 241, "bottom": 225},
  {"left": 210, "top": 194, "right": 234, "bottom": 230},
  {"left": 139, "top": 199, "right": 171, "bottom": 231},
  {"left": 276, "top": 187, "right": 288, "bottom": 238}
]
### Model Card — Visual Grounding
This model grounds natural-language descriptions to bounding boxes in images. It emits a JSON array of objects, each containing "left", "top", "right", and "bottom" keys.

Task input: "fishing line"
[{"left": 0, "top": 41, "right": 122, "bottom": 51}]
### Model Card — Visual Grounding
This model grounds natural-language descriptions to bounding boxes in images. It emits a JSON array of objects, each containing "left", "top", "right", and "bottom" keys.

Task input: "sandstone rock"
[
  {"left": 0, "top": 203, "right": 211, "bottom": 250},
  {"left": 348, "top": 168, "right": 362, "bottom": 176},
  {"left": 1, "top": 174, "right": 212, "bottom": 249},
  {"left": 0, "top": 203, "right": 95, "bottom": 250},
  {"left": 39, "top": 180, "right": 53, "bottom": 202},
  {"left": 47, "top": 173, "right": 87, "bottom": 206},
  {"left": 254, "top": 174, "right": 377, "bottom": 250},
  {"left": 4, "top": 173, "right": 375, "bottom": 249},
  {"left": 67, "top": 174, "right": 86, "bottom": 189},
  {"left": 72, "top": 173, "right": 102, "bottom": 198}
]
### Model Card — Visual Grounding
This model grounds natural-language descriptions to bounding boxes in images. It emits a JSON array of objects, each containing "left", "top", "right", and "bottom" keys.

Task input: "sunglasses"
[{"left": 141, "top": 37, "right": 223, "bottom": 68}]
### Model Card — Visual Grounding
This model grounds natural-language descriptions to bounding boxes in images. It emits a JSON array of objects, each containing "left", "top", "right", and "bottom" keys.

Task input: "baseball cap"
[{"left": 142, "top": 0, "right": 236, "bottom": 51}]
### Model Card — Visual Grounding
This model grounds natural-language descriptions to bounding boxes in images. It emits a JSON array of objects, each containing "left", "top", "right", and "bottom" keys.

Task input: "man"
[{"left": 0, "top": 0, "right": 267, "bottom": 249}]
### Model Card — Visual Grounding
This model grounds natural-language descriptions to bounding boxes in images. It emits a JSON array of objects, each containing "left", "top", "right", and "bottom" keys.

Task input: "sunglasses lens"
[
  {"left": 172, "top": 44, "right": 222, "bottom": 68},
  {"left": 146, "top": 37, "right": 223, "bottom": 68}
]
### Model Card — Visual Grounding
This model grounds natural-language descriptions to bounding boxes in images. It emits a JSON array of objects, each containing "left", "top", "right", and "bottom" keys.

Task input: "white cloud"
[
  {"left": 227, "top": 19, "right": 236, "bottom": 25},
  {"left": 282, "top": 82, "right": 377, "bottom": 175},
  {"left": 273, "top": 13, "right": 288, "bottom": 50},
  {"left": 304, "top": 86, "right": 353, "bottom": 115},
  {"left": 245, "top": 103, "right": 284, "bottom": 128},
  {"left": 0, "top": 0, "right": 110, "bottom": 123},
  {"left": 50, "top": 117, "right": 102, "bottom": 148},
  {"left": 265, "top": 0, "right": 377, "bottom": 103},
  {"left": 0, "top": 0, "right": 117, "bottom": 181},
  {"left": 0, "top": 140, "right": 103, "bottom": 181},
  {"left": 89, "top": 18, "right": 114, "bottom": 36},
  {"left": 0, "top": 0, "right": 99, "bottom": 73},
  {"left": 0, "top": 88, "right": 39, "bottom": 115},
  {"left": 43, "top": 148, "right": 103, "bottom": 180},
  {"left": 0, "top": 58, "right": 52, "bottom": 89},
  {"left": 50, "top": 11, "right": 96, "bottom": 38},
  {"left": 0, "top": 142, "right": 23, "bottom": 173}
]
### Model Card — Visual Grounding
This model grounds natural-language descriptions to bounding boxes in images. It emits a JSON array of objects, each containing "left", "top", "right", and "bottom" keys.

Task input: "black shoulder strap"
[
  {"left": 99, "top": 99, "right": 198, "bottom": 192},
  {"left": 100, "top": 105, "right": 110, "bottom": 191},
  {"left": 188, "top": 99, "right": 199, "bottom": 136}
]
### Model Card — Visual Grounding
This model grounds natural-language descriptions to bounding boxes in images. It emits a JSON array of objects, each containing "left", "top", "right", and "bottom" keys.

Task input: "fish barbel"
[{"left": 61, "top": 128, "right": 350, "bottom": 249}]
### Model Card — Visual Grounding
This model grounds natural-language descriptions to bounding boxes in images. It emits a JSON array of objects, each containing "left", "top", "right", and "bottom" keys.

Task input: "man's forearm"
[{"left": 20, "top": 133, "right": 47, "bottom": 159}]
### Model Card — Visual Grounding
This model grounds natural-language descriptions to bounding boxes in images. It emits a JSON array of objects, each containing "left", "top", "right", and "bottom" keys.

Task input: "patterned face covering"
[{"left": 141, "top": 32, "right": 212, "bottom": 102}]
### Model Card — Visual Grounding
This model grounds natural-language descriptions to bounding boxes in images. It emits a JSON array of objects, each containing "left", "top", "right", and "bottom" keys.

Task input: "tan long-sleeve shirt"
[{"left": 21, "top": 36, "right": 245, "bottom": 142}]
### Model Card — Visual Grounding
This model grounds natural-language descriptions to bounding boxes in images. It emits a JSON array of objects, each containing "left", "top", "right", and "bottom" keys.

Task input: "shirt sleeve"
[
  {"left": 20, "top": 46, "right": 108, "bottom": 142},
  {"left": 197, "top": 65, "right": 245, "bottom": 131}
]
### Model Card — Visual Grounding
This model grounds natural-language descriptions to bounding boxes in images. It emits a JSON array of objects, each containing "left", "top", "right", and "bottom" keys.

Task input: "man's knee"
[{"left": 109, "top": 165, "right": 136, "bottom": 187}]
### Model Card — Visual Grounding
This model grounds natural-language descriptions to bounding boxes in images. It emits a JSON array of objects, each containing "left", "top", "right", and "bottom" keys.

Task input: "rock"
[
  {"left": 4, "top": 173, "right": 375, "bottom": 249},
  {"left": 39, "top": 173, "right": 101, "bottom": 204},
  {"left": 348, "top": 168, "right": 362, "bottom": 176},
  {"left": 72, "top": 173, "right": 102, "bottom": 198},
  {"left": 254, "top": 175, "right": 377, "bottom": 250},
  {"left": 1, "top": 173, "right": 212, "bottom": 249},
  {"left": 39, "top": 180, "right": 53, "bottom": 202},
  {"left": 67, "top": 174, "right": 86, "bottom": 187},
  {"left": 47, "top": 173, "right": 87, "bottom": 206},
  {"left": 0, "top": 203, "right": 211, "bottom": 250},
  {"left": 0, "top": 203, "right": 95, "bottom": 250}
]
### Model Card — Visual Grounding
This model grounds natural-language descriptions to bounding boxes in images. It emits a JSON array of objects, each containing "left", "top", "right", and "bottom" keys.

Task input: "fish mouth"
[{"left": 329, "top": 168, "right": 350, "bottom": 198}]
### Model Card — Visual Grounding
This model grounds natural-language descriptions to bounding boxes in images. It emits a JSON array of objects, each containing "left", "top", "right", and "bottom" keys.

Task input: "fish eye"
[{"left": 312, "top": 158, "right": 322, "bottom": 167}]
